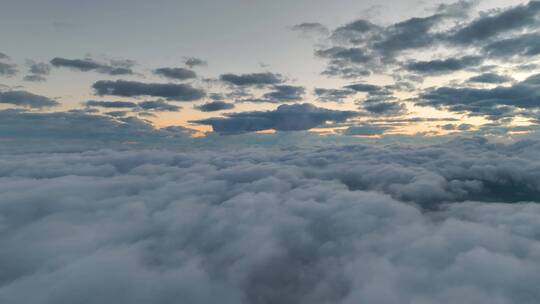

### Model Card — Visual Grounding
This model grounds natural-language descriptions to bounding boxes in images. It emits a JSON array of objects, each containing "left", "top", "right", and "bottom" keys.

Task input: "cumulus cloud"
[
  {"left": 291, "top": 22, "right": 330, "bottom": 36},
  {"left": 85, "top": 100, "right": 138, "bottom": 108},
  {"left": 93, "top": 80, "right": 205, "bottom": 101},
  {"left": 418, "top": 73, "right": 540, "bottom": 118},
  {"left": 314, "top": 88, "right": 354, "bottom": 102},
  {"left": 344, "top": 124, "right": 387, "bottom": 136},
  {"left": 262, "top": 85, "right": 305, "bottom": 102},
  {"left": 51, "top": 57, "right": 134, "bottom": 75},
  {"left": 154, "top": 67, "right": 197, "bottom": 80},
  {"left": 0, "top": 91, "right": 58, "bottom": 108},
  {"left": 193, "top": 103, "right": 358, "bottom": 134},
  {"left": 195, "top": 101, "right": 235, "bottom": 112},
  {"left": 1, "top": 136, "right": 540, "bottom": 303},
  {"left": 468, "top": 73, "right": 514, "bottom": 84},
  {"left": 404, "top": 56, "right": 483, "bottom": 75},
  {"left": 183, "top": 57, "right": 207, "bottom": 68},
  {"left": 138, "top": 100, "right": 181, "bottom": 112},
  {"left": 220, "top": 72, "right": 284, "bottom": 86}
]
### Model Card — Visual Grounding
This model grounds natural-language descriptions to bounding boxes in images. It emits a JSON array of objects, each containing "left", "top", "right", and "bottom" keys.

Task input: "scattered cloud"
[
  {"left": 154, "top": 67, "right": 197, "bottom": 81},
  {"left": 51, "top": 57, "right": 134, "bottom": 75},
  {"left": 0, "top": 91, "right": 58, "bottom": 108},
  {"left": 195, "top": 101, "right": 235, "bottom": 112},
  {"left": 93, "top": 80, "right": 205, "bottom": 101}
]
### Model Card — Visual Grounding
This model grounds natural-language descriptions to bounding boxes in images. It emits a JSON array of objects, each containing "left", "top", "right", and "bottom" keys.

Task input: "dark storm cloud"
[
  {"left": 193, "top": 103, "right": 358, "bottom": 134},
  {"left": 0, "top": 62, "right": 17, "bottom": 77},
  {"left": 92, "top": 80, "right": 205, "bottom": 101},
  {"left": 262, "top": 85, "right": 305, "bottom": 102},
  {"left": 51, "top": 57, "right": 134, "bottom": 75},
  {"left": 154, "top": 67, "right": 197, "bottom": 80},
  {"left": 85, "top": 100, "right": 138, "bottom": 108},
  {"left": 468, "top": 73, "right": 513, "bottom": 84},
  {"left": 314, "top": 88, "right": 355, "bottom": 102},
  {"left": 418, "top": 74, "right": 540, "bottom": 117},
  {"left": 220, "top": 72, "right": 284, "bottom": 86},
  {"left": 138, "top": 100, "right": 181, "bottom": 112},
  {"left": 0, "top": 91, "right": 58, "bottom": 108},
  {"left": 195, "top": 101, "right": 235, "bottom": 112},
  {"left": 448, "top": 1, "right": 540, "bottom": 44},
  {"left": 183, "top": 57, "right": 207, "bottom": 68},
  {"left": 405, "top": 56, "right": 483, "bottom": 74},
  {"left": 344, "top": 124, "right": 387, "bottom": 136}
]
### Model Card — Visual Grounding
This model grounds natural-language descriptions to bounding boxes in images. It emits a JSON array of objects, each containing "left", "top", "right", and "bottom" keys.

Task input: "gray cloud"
[
  {"left": 51, "top": 57, "right": 134, "bottom": 75},
  {"left": 405, "top": 56, "right": 483, "bottom": 75},
  {"left": 344, "top": 124, "right": 387, "bottom": 136},
  {"left": 0, "top": 62, "right": 17, "bottom": 77},
  {"left": 138, "top": 100, "right": 181, "bottom": 112},
  {"left": 291, "top": 22, "right": 330, "bottom": 36},
  {"left": 468, "top": 73, "right": 514, "bottom": 84},
  {"left": 0, "top": 91, "right": 59, "bottom": 108},
  {"left": 344, "top": 83, "right": 381, "bottom": 92},
  {"left": 154, "top": 67, "right": 196, "bottom": 80},
  {"left": 184, "top": 57, "right": 207, "bottom": 68},
  {"left": 195, "top": 101, "right": 235, "bottom": 112},
  {"left": 448, "top": 1, "right": 540, "bottom": 44},
  {"left": 262, "top": 85, "right": 305, "bottom": 102},
  {"left": 0, "top": 52, "right": 8, "bottom": 60},
  {"left": 314, "top": 88, "right": 355, "bottom": 102},
  {"left": 220, "top": 72, "right": 284, "bottom": 86},
  {"left": 85, "top": 100, "right": 138, "bottom": 108},
  {"left": 23, "top": 75, "right": 46, "bottom": 82},
  {"left": 418, "top": 74, "right": 540, "bottom": 118},
  {"left": 2, "top": 136, "right": 540, "bottom": 303},
  {"left": 93, "top": 80, "right": 205, "bottom": 101},
  {"left": 193, "top": 103, "right": 358, "bottom": 134}
]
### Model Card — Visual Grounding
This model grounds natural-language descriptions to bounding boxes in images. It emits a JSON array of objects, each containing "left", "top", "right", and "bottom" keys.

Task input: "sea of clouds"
[{"left": 2, "top": 137, "right": 540, "bottom": 303}]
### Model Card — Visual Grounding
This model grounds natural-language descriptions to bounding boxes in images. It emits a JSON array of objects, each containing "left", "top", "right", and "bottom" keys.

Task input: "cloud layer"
[{"left": 2, "top": 137, "right": 540, "bottom": 303}]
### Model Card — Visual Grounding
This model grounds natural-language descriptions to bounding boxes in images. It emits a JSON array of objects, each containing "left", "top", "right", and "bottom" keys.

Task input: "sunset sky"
[{"left": 2, "top": 0, "right": 539, "bottom": 138}]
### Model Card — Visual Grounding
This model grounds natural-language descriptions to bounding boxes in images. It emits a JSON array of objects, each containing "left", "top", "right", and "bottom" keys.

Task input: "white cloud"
[{"left": 1, "top": 137, "right": 540, "bottom": 303}]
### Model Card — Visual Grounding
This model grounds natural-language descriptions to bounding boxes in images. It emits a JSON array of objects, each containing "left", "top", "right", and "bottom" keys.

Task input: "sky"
[
  {"left": 2, "top": 0, "right": 540, "bottom": 139},
  {"left": 4, "top": 1, "right": 540, "bottom": 303}
]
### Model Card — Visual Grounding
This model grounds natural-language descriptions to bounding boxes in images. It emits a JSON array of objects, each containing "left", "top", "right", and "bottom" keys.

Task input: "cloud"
[
  {"left": 193, "top": 103, "right": 358, "bottom": 134},
  {"left": 344, "top": 124, "right": 387, "bottom": 136},
  {"left": 405, "top": 56, "right": 483, "bottom": 75},
  {"left": 154, "top": 67, "right": 197, "bottom": 80},
  {"left": 2, "top": 137, "right": 540, "bottom": 303},
  {"left": 314, "top": 88, "right": 355, "bottom": 102},
  {"left": 184, "top": 57, "right": 207, "bottom": 68},
  {"left": 448, "top": 1, "right": 540, "bottom": 44},
  {"left": 0, "top": 91, "right": 59, "bottom": 108},
  {"left": 418, "top": 74, "right": 540, "bottom": 118},
  {"left": 93, "top": 80, "right": 205, "bottom": 101},
  {"left": 85, "top": 100, "right": 138, "bottom": 108},
  {"left": 195, "top": 101, "right": 235, "bottom": 112},
  {"left": 50, "top": 57, "right": 134, "bottom": 75},
  {"left": 468, "top": 73, "right": 514, "bottom": 84},
  {"left": 291, "top": 22, "right": 330, "bottom": 36},
  {"left": 0, "top": 62, "right": 17, "bottom": 77},
  {"left": 138, "top": 100, "right": 181, "bottom": 112},
  {"left": 0, "top": 52, "right": 8, "bottom": 60},
  {"left": 0, "top": 109, "right": 192, "bottom": 145},
  {"left": 23, "top": 75, "right": 47, "bottom": 82},
  {"left": 220, "top": 72, "right": 284, "bottom": 86},
  {"left": 362, "top": 101, "right": 407, "bottom": 116},
  {"left": 344, "top": 83, "right": 381, "bottom": 92},
  {"left": 28, "top": 62, "right": 51, "bottom": 75},
  {"left": 262, "top": 85, "right": 305, "bottom": 102},
  {"left": 482, "top": 32, "right": 540, "bottom": 58}
]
